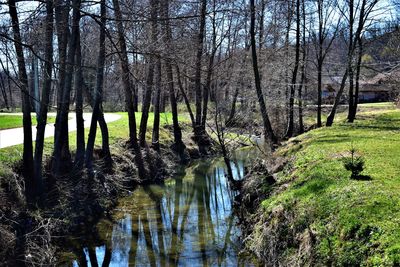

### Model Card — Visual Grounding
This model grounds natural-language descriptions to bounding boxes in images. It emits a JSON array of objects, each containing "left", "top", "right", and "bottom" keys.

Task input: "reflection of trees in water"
[{"left": 73, "top": 158, "right": 249, "bottom": 266}]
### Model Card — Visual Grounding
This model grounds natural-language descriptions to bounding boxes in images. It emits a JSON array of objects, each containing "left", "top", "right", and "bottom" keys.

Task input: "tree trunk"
[
  {"left": 139, "top": 0, "right": 158, "bottom": 147},
  {"left": 53, "top": 0, "right": 80, "bottom": 176},
  {"left": 194, "top": 0, "right": 207, "bottom": 129},
  {"left": 85, "top": 0, "right": 107, "bottom": 172},
  {"left": 34, "top": 0, "right": 53, "bottom": 202},
  {"left": 152, "top": 58, "right": 161, "bottom": 151},
  {"left": 201, "top": 0, "right": 218, "bottom": 129},
  {"left": 250, "top": 0, "right": 277, "bottom": 145},
  {"left": 348, "top": 38, "right": 363, "bottom": 122},
  {"left": 161, "top": 0, "right": 187, "bottom": 161},
  {"left": 226, "top": 85, "right": 239, "bottom": 127},
  {"left": 112, "top": 0, "right": 147, "bottom": 179},
  {"left": 74, "top": 30, "right": 85, "bottom": 169},
  {"left": 316, "top": 0, "right": 324, "bottom": 128},
  {"left": 52, "top": 0, "right": 71, "bottom": 175},
  {"left": 298, "top": 0, "right": 307, "bottom": 134},
  {"left": 8, "top": 0, "right": 35, "bottom": 204},
  {"left": 176, "top": 64, "right": 195, "bottom": 128},
  {"left": 285, "top": 0, "right": 301, "bottom": 138},
  {"left": 317, "top": 60, "right": 322, "bottom": 127}
]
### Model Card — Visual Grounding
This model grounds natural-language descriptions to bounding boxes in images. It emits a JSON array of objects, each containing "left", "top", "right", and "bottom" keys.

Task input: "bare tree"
[
  {"left": 285, "top": 0, "right": 301, "bottom": 138},
  {"left": 160, "top": 0, "right": 187, "bottom": 161},
  {"left": 326, "top": 0, "right": 379, "bottom": 126},
  {"left": 34, "top": 0, "right": 54, "bottom": 201},
  {"left": 8, "top": 0, "right": 35, "bottom": 203},
  {"left": 112, "top": 0, "right": 147, "bottom": 179},
  {"left": 85, "top": 0, "right": 110, "bottom": 172},
  {"left": 250, "top": 0, "right": 277, "bottom": 145}
]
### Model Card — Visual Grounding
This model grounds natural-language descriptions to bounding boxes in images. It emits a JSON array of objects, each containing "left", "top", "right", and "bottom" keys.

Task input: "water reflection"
[{"left": 72, "top": 150, "right": 256, "bottom": 266}]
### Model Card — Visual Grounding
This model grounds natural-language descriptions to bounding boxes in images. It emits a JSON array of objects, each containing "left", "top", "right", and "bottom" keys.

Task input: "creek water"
[{"left": 70, "top": 149, "right": 259, "bottom": 266}]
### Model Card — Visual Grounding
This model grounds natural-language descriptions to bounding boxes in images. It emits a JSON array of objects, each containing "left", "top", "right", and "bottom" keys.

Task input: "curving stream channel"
[{"left": 69, "top": 149, "right": 259, "bottom": 266}]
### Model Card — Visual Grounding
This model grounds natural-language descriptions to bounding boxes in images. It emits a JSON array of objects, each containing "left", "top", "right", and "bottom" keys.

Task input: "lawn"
[
  {"left": 257, "top": 108, "right": 400, "bottom": 265},
  {"left": 303, "top": 102, "right": 397, "bottom": 127},
  {"left": 0, "top": 112, "right": 190, "bottom": 173},
  {"left": 0, "top": 114, "right": 56, "bottom": 130}
]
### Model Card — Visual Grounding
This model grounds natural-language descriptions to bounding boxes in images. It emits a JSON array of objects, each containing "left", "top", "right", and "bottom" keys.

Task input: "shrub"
[{"left": 342, "top": 147, "right": 365, "bottom": 179}]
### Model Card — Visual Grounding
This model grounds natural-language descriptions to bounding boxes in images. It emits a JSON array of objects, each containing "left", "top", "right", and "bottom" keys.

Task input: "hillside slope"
[{"left": 243, "top": 108, "right": 400, "bottom": 266}]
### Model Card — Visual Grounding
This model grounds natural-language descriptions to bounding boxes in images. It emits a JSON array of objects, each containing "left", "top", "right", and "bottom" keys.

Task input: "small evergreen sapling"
[{"left": 342, "top": 147, "right": 365, "bottom": 179}]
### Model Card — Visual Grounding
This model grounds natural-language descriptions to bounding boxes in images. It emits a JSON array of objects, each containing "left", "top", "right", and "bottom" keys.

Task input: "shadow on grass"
[{"left": 352, "top": 174, "right": 372, "bottom": 181}]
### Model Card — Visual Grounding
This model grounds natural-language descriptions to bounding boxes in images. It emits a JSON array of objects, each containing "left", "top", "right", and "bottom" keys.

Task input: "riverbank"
[
  {"left": 0, "top": 112, "right": 200, "bottom": 265},
  {"left": 239, "top": 107, "right": 400, "bottom": 265}
]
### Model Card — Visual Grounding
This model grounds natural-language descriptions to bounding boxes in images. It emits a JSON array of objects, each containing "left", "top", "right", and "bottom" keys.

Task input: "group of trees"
[{"left": 0, "top": 0, "right": 397, "bottom": 205}]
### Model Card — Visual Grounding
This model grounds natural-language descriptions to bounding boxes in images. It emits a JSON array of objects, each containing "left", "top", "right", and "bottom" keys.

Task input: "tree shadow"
[{"left": 352, "top": 174, "right": 372, "bottom": 181}]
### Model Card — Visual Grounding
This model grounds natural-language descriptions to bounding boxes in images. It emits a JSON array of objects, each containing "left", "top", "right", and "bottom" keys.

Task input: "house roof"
[{"left": 363, "top": 69, "right": 400, "bottom": 85}]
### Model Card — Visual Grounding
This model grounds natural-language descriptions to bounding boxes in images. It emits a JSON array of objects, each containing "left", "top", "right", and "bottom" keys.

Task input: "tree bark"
[
  {"left": 85, "top": 0, "right": 107, "bottom": 172},
  {"left": 74, "top": 30, "right": 85, "bottom": 169},
  {"left": 347, "top": 0, "right": 355, "bottom": 122},
  {"left": 348, "top": 38, "right": 363, "bottom": 122},
  {"left": 194, "top": 0, "right": 207, "bottom": 129},
  {"left": 152, "top": 58, "right": 161, "bottom": 151},
  {"left": 161, "top": 0, "right": 187, "bottom": 161},
  {"left": 52, "top": 0, "right": 71, "bottom": 175},
  {"left": 201, "top": 0, "right": 218, "bottom": 129},
  {"left": 52, "top": 0, "right": 80, "bottom": 176},
  {"left": 298, "top": 0, "right": 307, "bottom": 134},
  {"left": 285, "top": 0, "right": 301, "bottom": 138},
  {"left": 139, "top": 0, "right": 158, "bottom": 147},
  {"left": 250, "top": 0, "right": 277, "bottom": 145},
  {"left": 112, "top": 0, "right": 147, "bottom": 179},
  {"left": 34, "top": 0, "right": 53, "bottom": 202},
  {"left": 176, "top": 64, "right": 195, "bottom": 128},
  {"left": 8, "top": 0, "right": 35, "bottom": 204}
]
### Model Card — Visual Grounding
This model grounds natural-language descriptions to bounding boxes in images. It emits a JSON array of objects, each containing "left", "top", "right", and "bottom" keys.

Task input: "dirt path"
[{"left": 0, "top": 113, "right": 121, "bottom": 148}]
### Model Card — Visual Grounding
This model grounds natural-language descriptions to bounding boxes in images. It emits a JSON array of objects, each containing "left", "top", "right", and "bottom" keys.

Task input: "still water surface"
[{"left": 71, "top": 149, "right": 258, "bottom": 266}]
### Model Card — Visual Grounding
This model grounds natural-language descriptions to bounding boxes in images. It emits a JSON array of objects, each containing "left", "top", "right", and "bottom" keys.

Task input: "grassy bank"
[
  {"left": 244, "top": 107, "right": 400, "bottom": 265},
  {"left": 0, "top": 114, "right": 56, "bottom": 130}
]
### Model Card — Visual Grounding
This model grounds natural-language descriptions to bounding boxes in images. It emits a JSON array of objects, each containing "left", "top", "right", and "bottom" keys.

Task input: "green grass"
[
  {"left": 259, "top": 108, "right": 400, "bottom": 265},
  {"left": 0, "top": 112, "right": 190, "bottom": 173},
  {"left": 303, "top": 102, "right": 397, "bottom": 127},
  {"left": 0, "top": 115, "right": 56, "bottom": 130}
]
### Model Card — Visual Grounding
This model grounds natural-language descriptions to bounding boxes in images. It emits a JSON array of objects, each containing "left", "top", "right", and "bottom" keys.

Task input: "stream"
[{"left": 69, "top": 149, "right": 259, "bottom": 266}]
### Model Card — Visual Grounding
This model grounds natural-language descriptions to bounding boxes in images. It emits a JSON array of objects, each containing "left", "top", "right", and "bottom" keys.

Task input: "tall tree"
[
  {"left": 326, "top": 0, "right": 378, "bottom": 126},
  {"left": 160, "top": 0, "right": 187, "bottom": 160},
  {"left": 52, "top": 0, "right": 71, "bottom": 175},
  {"left": 348, "top": 35, "right": 363, "bottom": 122},
  {"left": 139, "top": 0, "right": 158, "bottom": 147},
  {"left": 52, "top": 0, "right": 81, "bottom": 175},
  {"left": 313, "top": 0, "right": 340, "bottom": 127},
  {"left": 285, "top": 0, "right": 301, "bottom": 138},
  {"left": 112, "top": 0, "right": 147, "bottom": 179},
  {"left": 34, "top": 0, "right": 54, "bottom": 201},
  {"left": 85, "top": 0, "right": 109, "bottom": 171},
  {"left": 250, "top": 0, "right": 277, "bottom": 145},
  {"left": 152, "top": 58, "right": 162, "bottom": 151},
  {"left": 201, "top": 0, "right": 218, "bottom": 129},
  {"left": 297, "top": 0, "right": 308, "bottom": 134},
  {"left": 74, "top": 30, "right": 85, "bottom": 169},
  {"left": 193, "top": 0, "right": 208, "bottom": 145},
  {"left": 8, "top": 0, "right": 35, "bottom": 203}
]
